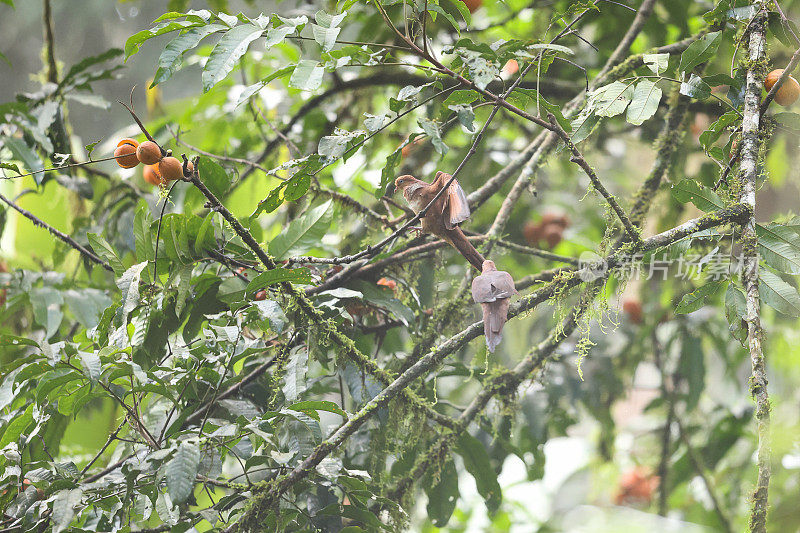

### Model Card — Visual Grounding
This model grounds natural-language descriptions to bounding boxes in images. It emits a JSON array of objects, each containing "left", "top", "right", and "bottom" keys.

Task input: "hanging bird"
[
  {"left": 394, "top": 171, "right": 485, "bottom": 270},
  {"left": 471, "top": 260, "right": 517, "bottom": 352}
]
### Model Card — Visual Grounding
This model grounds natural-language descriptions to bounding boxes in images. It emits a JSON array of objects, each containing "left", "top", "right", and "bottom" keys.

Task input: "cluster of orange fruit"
[
  {"left": 114, "top": 138, "right": 191, "bottom": 186},
  {"left": 523, "top": 212, "right": 569, "bottom": 250}
]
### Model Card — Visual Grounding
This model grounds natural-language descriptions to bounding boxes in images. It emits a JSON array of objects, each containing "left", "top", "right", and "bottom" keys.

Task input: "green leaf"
[
  {"left": 759, "top": 268, "right": 800, "bottom": 317},
  {"left": 0, "top": 403, "right": 33, "bottom": 448},
  {"left": 425, "top": 458, "right": 459, "bottom": 527},
  {"left": 626, "top": 80, "right": 662, "bottom": 125},
  {"left": 252, "top": 182, "right": 286, "bottom": 217},
  {"left": 443, "top": 90, "right": 479, "bottom": 106},
  {"left": 52, "top": 488, "right": 83, "bottom": 533},
  {"left": 116, "top": 262, "right": 148, "bottom": 325},
  {"left": 196, "top": 156, "right": 230, "bottom": 198},
  {"left": 87, "top": 233, "right": 125, "bottom": 274},
  {"left": 756, "top": 223, "right": 800, "bottom": 274},
  {"left": 677, "top": 330, "right": 704, "bottom": 409},
  {"left": 671, "top": 179, "right": 724, "bottom": 211},
  {"left": 675, "top": 281, "right": 724, "bottom": 314},
  {"left": 725, "top": 282, "right": 747, "bottom": 345},
  {"left": 570, "top": 112, "right": 601, "bottom": 144},
  {"left": 202, "top": 24, "right": 264, "bottom": 92},
  {"left": 312, "top": 24, "right": 340, "bottom": 52},
  {"left": 64, "top": 289, "right": 111, "bottom": 329},
  {"left": 456, "top": 433, "right": 501, "bottom": 512},
  {"left": 268, "top": 200, "right": 333, "bottom": 259},
  {"left": 288, "top": 400, "right": 347, "bottom": 419},
  {"left": 125, "top": 21, "right": 200, "bottom": 59},
  {"left": 166, "top": 441, "right": 200, "bottom": 504},
  {"left": 29, "top": 287, "right": 64, "bottom": 339},
  {"left": 290, "top": 60, "right": 324, "bottom": 91},
  {"left": 253, "top": 299, "right": 287, "bottom": 332},
  {"left": 699, "top": 111, "right": 738, "bottom": 151},
  {"left": 679, "top": 31, "right": 722, "bottom": 73},
  {"left": 773, "top": 112, "right": 800, "bottom": 131},
  {"left": 418, "top": 118, "right": 448, "bottom": 154},
  {"left": 680, "top": 73, "right": 711, "bottom": 99},
  {"left": 283, "top": 346, "right": 308, "bottom": 402},
  {"left": 642, "top": 53, "right": 669, "bottom": 75},
  {"left": 152, "top": 25, "right": 223, "bottom": 87},
  {"left": 246, "top": 268, "right": 314, "bottom": 292},
  {"left": 590, "top": 81, "right": 633, "bottom": 117},
  {"left": 79, "top": 352, "right": 102, "bottom": 382}
]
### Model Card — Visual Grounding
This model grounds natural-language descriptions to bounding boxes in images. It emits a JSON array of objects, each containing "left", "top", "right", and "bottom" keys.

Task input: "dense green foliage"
[{"left": 2, "top": 0, "right": 800, "bottom": 531}]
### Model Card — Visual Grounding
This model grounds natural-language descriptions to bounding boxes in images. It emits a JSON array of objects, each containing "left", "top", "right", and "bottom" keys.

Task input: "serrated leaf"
[
  {"left": 202, "top": 24, "right": 264, "bottom": 92},
  {"left": 87, "top": 233, "right": 125, "bottom": 274},
  {"left": 756, "top": 223, "right": 800, "bottom": 274},
  {"left": 268, "top": 200, "right": 333, "bottom": 259},
  {"left": 679, "top": 31, "right": 722, "bottom": 73},
  {"left": 626, "top": 80, "right": 662, "bottom": 125},
  {"left": 759, "top": 268, "right": 800, "bottom": 317},
  {"left": 165, "top": 441, "right": 200, "bottom": 504}
]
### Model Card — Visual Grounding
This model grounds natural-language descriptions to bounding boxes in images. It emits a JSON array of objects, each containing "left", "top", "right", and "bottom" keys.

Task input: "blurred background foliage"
[{"left": 1, "top": 0, "right": 800, "bottom": 531}]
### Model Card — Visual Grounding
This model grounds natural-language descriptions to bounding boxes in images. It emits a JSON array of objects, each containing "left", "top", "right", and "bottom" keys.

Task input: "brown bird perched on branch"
[
  {"left": 471, "top": 260, "right": 517, "bottom": 352},
  {"left": 394, "top": 171, "right": 485, "bottom": 270}
]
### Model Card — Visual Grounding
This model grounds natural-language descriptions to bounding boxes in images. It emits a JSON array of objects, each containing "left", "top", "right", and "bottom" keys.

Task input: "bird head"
[
  {"left": 394, "top": 175, "right": 418, "bottom": 192},
  {"left": 482, "top": 260, "right": 497, "bottom": 272}
]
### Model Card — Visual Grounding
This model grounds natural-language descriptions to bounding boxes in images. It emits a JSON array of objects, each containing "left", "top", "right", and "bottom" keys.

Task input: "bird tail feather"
[{"left": 447, "top": 228, "right": 485, "bottom": 271}]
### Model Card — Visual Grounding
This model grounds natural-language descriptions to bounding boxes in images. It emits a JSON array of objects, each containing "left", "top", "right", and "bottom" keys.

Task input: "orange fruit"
[
  {"left": 136, "top": 140, "right": 162, "bottom": 165},
  {"left": 622, "top": 299, "right": 643, "bottom": 324},
  {"left": 502, "top": 59, "right": 519, "bottom": 75},
  {"left": 461, "top": 0, "right": 482, "bottom": 13},
  {"left": 143, "top": 164, "right": 166, "bottom": 187},
  {"left": 377, "top": 277, "right": 397, "bottom": 290},
  {"left": 614, "top": 467, "right": 659, "bottom": 506},
  {"left": 158, "top": 156, "right": 183, "bottom": 181},
  {"left": 542, "top": 226, "right": 562, "bottom": 249},
  {"left": 765, "top": 69, "right": 800, "bottom": 106},
  {"left": 114, "top": 139, "right": 140, "bottom": 168},
  {"left": 254, "top": 289, "right": 267, "bottom": 301}
]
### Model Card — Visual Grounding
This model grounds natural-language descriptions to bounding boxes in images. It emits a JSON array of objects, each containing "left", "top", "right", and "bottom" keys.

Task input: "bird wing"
[
  {"left": 434, "top": 172, "right": 470, "bottom": 229},
  {"left": 472, "top": 271, "right": 517, "bottom": 303}
]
